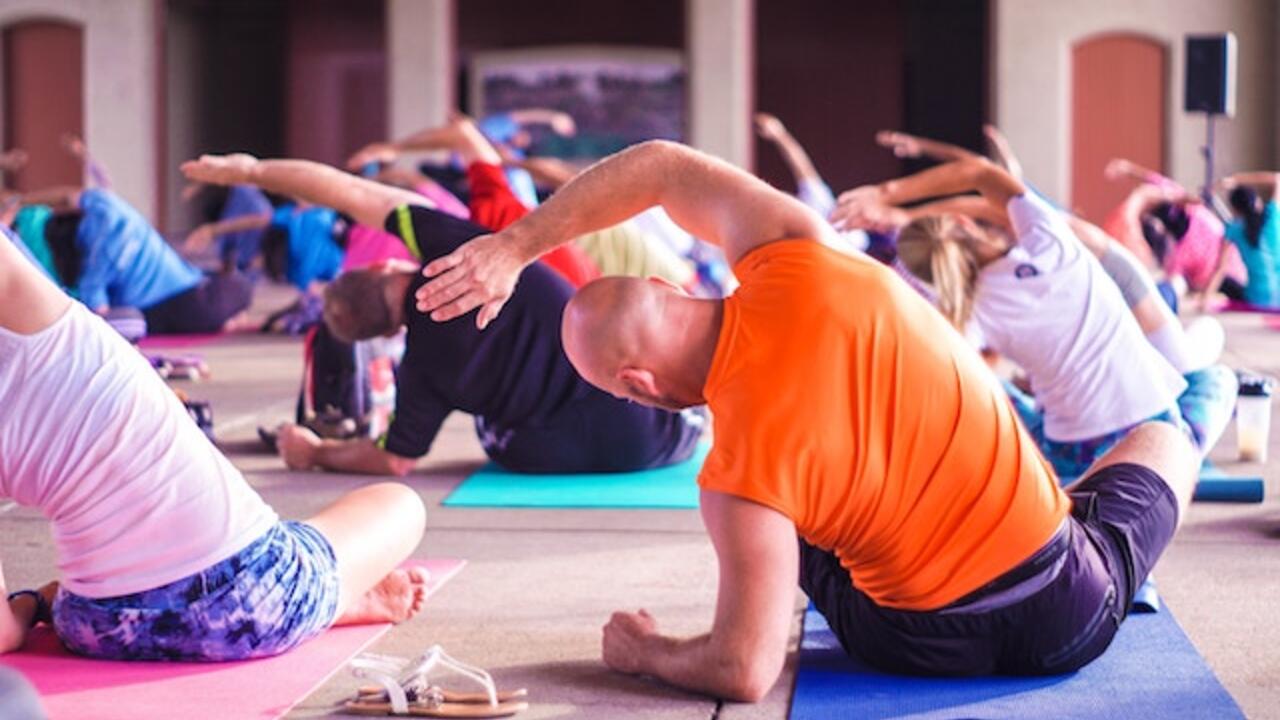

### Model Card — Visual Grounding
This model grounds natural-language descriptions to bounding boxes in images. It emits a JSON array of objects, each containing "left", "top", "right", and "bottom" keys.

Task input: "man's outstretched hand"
[
  {"left": 414, "top": 232, "right": 529, "bottom": 329},
  {"left": 181, "top": 154, "right": 258, "bottom": 187}
]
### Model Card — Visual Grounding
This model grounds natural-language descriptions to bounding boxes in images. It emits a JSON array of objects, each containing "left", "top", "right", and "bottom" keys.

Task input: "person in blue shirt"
[
  {"left": 25, "top": 187, "right": 254, "bottom": 334},
  {"left": 1221, "top": 172, "right": 1280, "bottom": 309}
]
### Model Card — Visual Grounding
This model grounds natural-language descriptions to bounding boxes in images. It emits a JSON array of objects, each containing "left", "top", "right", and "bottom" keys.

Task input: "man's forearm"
[
  {"left": 313, "top": 438, "right": 415, "bottom": 476},
  {"left": 639, "top": 633, "right": 776, "bottom": 702}
]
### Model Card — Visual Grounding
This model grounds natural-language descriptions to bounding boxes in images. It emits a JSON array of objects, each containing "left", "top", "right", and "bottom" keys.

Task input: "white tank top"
[{"left": 0, "top": 303, "right": 277, "bottom": 598}]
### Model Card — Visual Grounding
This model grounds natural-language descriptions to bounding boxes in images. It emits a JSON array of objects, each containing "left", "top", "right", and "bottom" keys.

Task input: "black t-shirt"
[{"left": 380, "top": 205, "right": 590, "bottom": 458}]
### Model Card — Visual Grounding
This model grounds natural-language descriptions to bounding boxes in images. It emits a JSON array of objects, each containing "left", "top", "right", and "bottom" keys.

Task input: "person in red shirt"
[{"left": 409, "top": 140, "right": 1197, "bottom": 701}]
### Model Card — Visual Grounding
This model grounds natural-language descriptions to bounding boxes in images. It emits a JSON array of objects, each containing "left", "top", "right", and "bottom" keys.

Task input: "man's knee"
[{"left": 1106, "top": 422, "right": 1197, "bottom": 508}]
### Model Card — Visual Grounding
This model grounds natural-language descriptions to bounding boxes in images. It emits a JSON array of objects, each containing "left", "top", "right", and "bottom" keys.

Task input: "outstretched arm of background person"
[
  {"left": 755, "top": 113, "right": 826, "bottom": 186},
  {"left": 0, "top": 149, "right": 28, "bottom": 175},
  {"left": 182, "top": 154, "right": 428, "bottom": 230},
  {"left": 981, "top": 125, "right": 1023, "bottom": 181},
  {"left": 276, "top": 424, "right": 416, "bottom": 477},
  {"left": 413, "top": 140, "right": 834, "bottom": 327},
  {"left": 183, "top": 213, "right": 272, "bottom": 253},
  {"left": 62, "top": 134, "right": 111, "bottom": 189},
  {"left": 833, "top": 193, "right": 1010, "bottom": 233},
  {"left": 835, "top": 157, "right": 1025, "bottom": 229},
  {"left": 511, "top": 156, "right": 582, "bottom": 190},
  {"left": 1105, "top": 158, "right": 1179, "bottom": 191},
  {"left": 601, "top": 491, "right": 797, "bottom": 702},
  {"left": 347, "top": 117, "right": 503, "bottom": 171},
  {"left": 1220, "top": 172, "right": 1280, "bottom": 201},
  {"left": 875, "top": 130, "right": 981, "bottom": 164},
  {"left": 505, "top": 108, "right": 577, "bottom": 137}
]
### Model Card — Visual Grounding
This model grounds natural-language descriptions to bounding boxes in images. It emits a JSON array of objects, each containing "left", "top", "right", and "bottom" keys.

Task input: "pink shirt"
[
  {"left": 414, "top": 182, "right": 470, "bottom": 220},
  {"left": 1164, "top": 204, "right": 1246, "bottom": 290},
  {"left": 341, "top": 224, "right": 416, "bottom": 272}
]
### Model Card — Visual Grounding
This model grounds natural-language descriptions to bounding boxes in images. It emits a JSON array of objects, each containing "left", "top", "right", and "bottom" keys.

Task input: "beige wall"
[
  {"left": 0, "top": 0, "right": 159, "bottom": 220},
  {"left": 993, "top": 0, "right": 1277, "bottom": 200}
]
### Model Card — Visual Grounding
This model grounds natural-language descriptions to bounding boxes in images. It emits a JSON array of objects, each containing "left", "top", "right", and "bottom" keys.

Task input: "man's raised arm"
[
  {"left": 414, "top": 140, "right": 833, "bottom": 327},
  {"left": 181, "top": 154, "right": 429, "bottom": 229}
]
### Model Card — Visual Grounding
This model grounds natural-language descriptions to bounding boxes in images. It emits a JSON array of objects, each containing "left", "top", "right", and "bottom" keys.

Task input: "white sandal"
[{"left": 344, "top": 646, "right": 528, "bottom": 717}]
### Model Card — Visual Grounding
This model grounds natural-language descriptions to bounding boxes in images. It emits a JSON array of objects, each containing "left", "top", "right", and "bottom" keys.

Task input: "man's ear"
[{"left": 618, "top": 367, "right": 660, "bottom": 397}]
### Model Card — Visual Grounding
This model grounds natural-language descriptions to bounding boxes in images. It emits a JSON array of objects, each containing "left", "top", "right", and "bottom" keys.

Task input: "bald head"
[{"left": 562, "top": 276, "right": 723, "bottom": 411}]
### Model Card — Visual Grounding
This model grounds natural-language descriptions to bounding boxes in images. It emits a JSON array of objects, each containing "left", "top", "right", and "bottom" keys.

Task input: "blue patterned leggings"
[
  {"left": 1006, "top": 365, "right": 1239, "bottom": 480},
  {"left": 52, "top": 521, "right": 340, "bottom": 662}
]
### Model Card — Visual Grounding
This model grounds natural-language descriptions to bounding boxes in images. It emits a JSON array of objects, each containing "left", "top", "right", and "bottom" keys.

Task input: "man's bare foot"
[{"left": 335, "top": 568, "right": 430, "bottom": 626}]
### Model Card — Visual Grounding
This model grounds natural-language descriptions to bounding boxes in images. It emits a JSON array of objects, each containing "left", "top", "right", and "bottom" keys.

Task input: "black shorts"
[
  {"left": 800, "top": 462, "right": 1180, "bottom": 676},
  {"left": 475, "top": 388, "right": 705, "bottom": 474},
  {"left": 143, "top": 273, "right": 254, "bottom": 335}
]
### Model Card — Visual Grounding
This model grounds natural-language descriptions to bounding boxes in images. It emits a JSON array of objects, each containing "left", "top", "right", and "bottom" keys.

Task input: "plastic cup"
[{"left": 1236, "top": 376, "right": 1273, "bottom": 463}]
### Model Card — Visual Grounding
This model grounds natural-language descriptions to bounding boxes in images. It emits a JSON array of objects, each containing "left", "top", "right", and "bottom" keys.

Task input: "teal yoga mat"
[{"left": 443, "top": 443, "right": 709, "bottom": 508}]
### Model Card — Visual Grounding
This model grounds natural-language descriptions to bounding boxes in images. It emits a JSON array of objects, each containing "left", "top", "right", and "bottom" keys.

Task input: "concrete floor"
[{"left": 4, "top": 287, "right": 1279, "bottom": 719}]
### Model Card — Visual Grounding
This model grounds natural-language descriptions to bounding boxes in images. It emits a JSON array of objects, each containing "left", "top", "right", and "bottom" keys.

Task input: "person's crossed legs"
[{"left": 308, "top": 482, "right": 429, "bottom": 625}]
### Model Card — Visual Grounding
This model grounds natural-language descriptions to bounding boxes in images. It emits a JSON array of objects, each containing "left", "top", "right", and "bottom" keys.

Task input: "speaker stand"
[{"left": 1200, "top": 112, "right": 1217, "bottom": 205}]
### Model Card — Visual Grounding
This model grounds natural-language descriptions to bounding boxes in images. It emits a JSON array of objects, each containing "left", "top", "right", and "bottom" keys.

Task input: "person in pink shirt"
[{"left": 1103, "top": 159, "right": 1247, "bottom": 306}]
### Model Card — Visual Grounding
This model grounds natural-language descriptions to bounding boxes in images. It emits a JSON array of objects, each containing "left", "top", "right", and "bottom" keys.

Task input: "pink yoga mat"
[
  {"left": 0, "top": 558, "right": 465, "bottom": 720},
  {"left": 137, "top": 333, "right": 224, "bottom": 350},
  {"left": 1220, "top": 300, "right": 1280, "bottom": 315}
]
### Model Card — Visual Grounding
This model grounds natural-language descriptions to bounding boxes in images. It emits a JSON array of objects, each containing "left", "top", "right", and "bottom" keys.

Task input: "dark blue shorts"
[
  {"left": 476, "top": 387, "right": 705, "bottom": 474},
  {"left": 52, "top": 521, "right": 339, "bottom": 662},
  {"left": 800, "top": 462, "right": 1179, "bottom": 676}
]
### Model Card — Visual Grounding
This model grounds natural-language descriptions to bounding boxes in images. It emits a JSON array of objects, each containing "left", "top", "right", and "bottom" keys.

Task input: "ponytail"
[{"left": 898, "top": 215, "right": 985, "bottom": 330}]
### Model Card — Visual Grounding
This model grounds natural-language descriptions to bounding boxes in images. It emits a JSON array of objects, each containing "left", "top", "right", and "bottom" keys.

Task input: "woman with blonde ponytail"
[{"left": 835, "top": 158, "right": 1193, "bottom": 479}]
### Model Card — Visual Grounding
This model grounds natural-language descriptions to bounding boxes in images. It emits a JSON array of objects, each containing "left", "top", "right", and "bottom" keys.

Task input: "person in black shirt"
[{"left": 182, "top": 153, "right": 703, "bottom": 475}]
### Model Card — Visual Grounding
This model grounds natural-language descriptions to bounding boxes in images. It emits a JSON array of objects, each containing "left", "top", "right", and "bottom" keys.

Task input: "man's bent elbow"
[{"left": 717, "top": 653, "right": 783, "bottom": 703}]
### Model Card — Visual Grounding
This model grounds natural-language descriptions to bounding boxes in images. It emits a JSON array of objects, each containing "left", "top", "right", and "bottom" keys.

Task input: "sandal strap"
[
  {"left": 350, "top": 656, "right": 410, "bottom": 714},
  {"left": 401, "top": 645, "right": 498, "bottom": 707}
]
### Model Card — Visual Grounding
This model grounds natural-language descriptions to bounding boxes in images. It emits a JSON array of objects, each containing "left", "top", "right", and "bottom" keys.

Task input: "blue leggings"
[
  {"left": 1006, "top": 365, "right": 1239, "bottom": 480},
  {"left": 53, "top": 522, "right": 339, "bottom": 662}
]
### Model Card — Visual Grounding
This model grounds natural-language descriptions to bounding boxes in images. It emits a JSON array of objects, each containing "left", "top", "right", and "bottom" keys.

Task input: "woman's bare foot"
[{"left": 335, "top": 568, "right": 430, "bottom": 626}]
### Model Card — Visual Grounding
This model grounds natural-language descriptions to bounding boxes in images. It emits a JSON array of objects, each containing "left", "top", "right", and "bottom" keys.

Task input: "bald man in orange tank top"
[{"left": 409, "top": 141, "right": 1198, "bottom": 701}]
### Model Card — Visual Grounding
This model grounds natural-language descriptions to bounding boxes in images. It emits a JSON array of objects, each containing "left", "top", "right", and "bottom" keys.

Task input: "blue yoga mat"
[
  {"left": 790, "top": 606, "right": 1243, "bottom": 720},
  {"left": 442, "top": 443, "right": 708, "bottom": 508}
]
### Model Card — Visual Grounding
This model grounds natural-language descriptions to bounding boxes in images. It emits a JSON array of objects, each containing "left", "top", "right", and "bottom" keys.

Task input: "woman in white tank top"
[{"left": 0, "top": 227, "right": 429, "bottom": 661}]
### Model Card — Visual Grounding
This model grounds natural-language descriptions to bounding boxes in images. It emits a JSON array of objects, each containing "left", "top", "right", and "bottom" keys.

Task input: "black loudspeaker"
[{"left": 1184, "top": 34, "right": 1236, "bottom": 116}]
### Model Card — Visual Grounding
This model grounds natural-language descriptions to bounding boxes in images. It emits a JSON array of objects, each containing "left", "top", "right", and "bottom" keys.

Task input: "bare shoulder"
[{"left": 0, "top": 234, "right": 73, "bottom": 334}]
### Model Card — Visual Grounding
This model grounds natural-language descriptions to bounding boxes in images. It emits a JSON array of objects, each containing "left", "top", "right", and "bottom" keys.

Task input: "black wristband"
[{"left": 7, "top": 589, "right": 51, "bottom": 628}]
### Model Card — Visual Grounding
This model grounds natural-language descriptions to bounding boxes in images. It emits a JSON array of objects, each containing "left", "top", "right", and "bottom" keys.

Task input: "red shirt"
[{"left": 466, "top": 162, "right": 600, "bottom": 288}]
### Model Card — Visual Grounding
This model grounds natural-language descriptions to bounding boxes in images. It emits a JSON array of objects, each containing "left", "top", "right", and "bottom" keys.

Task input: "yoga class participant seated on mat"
[
  {"left": 1103, "top": 158, "right": 1248, "bottom": 308},
  {"left": 1219, "top": 172, "right": 1280, "bottom": 310},
  {"left": 408, "top": 139, "right": 1199, "bottom": 697},
  {"left": 0, "top": 228, "right": 428, "bottom": 662},
  {"left": 836, "top": 147, "right": 1235, "bottom": 478},
  {"left": 182, "top": 153, "right": 703, "bottom": 477},
  {"left": 16, "top": 186, "right": 253, "bottom": 334}
]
